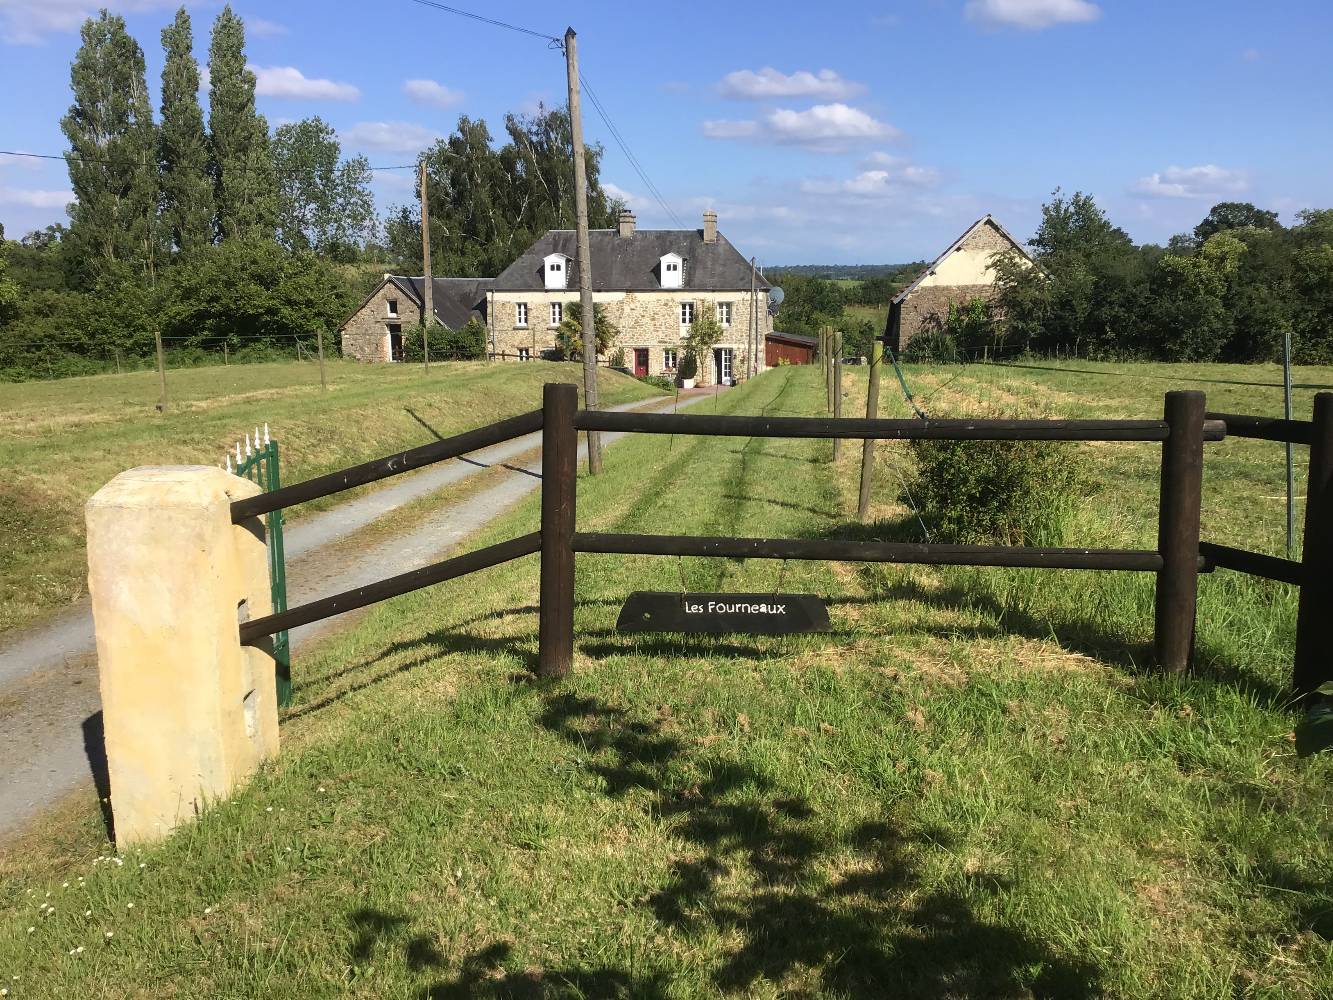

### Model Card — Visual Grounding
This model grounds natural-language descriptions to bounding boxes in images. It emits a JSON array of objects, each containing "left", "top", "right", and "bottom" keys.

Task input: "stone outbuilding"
[
  {"left": 888, "top": 215, "right": 1034, "bottom": 355},
  {"left": 339, "top": 275, "right": 493, "bottom": 363},
  {"left": 488, "top": 210, "right": 771, "bottom": 386}
]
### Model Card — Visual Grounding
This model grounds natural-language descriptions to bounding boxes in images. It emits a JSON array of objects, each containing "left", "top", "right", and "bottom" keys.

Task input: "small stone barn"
[
  {"left": 339, "top": 275, "right": 493, "bottom": 363},
  {"left": 887, "top": 214, "right": 1034, "bottom": 355}
]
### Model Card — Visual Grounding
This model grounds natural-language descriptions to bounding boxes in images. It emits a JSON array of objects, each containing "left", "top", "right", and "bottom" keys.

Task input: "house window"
[
  {"left": 386, "top": 298, "right": 399, "bottom": 318},
  {"left": 515, "top": 302, "right": 528, "bottom": 327},
  {"left": 663, "top": 348, "right": 678, "bottom": 371},
  {"left": 680, "top": 302, "right": 694, "bottom": 328},
  {"left": 550, "top": 302, "right": 563, "bottom": 326},
  {"left": 717, "top": 302, "right": 732, "bottom": 327},
  {"left": 665, "top": 261, "right": 679, "bottom": 273},
  {"left": 518, "top": 347, "right": 531, "bottom": 361}
]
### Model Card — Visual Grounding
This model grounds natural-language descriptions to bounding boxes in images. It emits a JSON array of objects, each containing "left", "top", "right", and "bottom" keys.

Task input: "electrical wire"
[{"left": 407, "top": 0, "right": 560, "bottom": 42}]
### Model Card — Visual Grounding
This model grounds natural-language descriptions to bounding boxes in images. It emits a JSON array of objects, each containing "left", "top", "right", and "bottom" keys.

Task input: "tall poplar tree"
[
  {"left": 208, "top": 5, "right": 277, "bottom": 241},
  {"left": 61, "top": 11, "right": 161, "bottom": 282},
  {"left": 159, "top": 7, "right": 214, "bottom": 254}
]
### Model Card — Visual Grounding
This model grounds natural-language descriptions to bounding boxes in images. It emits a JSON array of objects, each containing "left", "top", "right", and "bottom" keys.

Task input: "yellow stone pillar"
[{"left": 86, "top": 466, "right": 279, "bottom": 845}]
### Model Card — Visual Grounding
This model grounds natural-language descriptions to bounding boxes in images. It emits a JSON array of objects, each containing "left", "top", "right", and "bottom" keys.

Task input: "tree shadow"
[
  {"left": 531, "top": 691, "right": 1103, "bottom": 997},
  {"left": 420, "top": 942, "right": 672, "bottom": 999}
]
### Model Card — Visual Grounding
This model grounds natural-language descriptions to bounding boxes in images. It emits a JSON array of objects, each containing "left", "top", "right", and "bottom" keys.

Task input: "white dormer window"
[
  {"left": 661, "top": 252, "right": 683, "bottom": 289},
  {"left": 543, "top": 253, "right": 570, "bottom": 290},
  {"left": 386, "top": 298, "right": 398, "bottom": 318}
]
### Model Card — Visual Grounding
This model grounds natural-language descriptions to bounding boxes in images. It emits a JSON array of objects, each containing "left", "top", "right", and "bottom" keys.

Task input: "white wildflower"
[
  {"left": 126, "top": 902, "right": 134, "bottom": 909},
  {"left": 84, "top": 909, "right": 92, "bottom": 917},
  {"left": 203, "top": 907, "right": 212, "bottom": 915},
  {"left": 104, "top": 931, "right": 113, "bottom": 939},
  {"left": 265, "top": 806, "right": 273, "bottom": 812},
  {"left": 62, "top": 882, "right": 69, "bottom": 888},
  {"left": 26, "top": 927, "right": 34, "bottom": 934}
]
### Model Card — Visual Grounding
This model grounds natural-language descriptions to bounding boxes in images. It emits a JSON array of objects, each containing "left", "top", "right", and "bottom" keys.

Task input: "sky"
[{"left": 0, "top": 0, "right": 1330, "bottom": 265}]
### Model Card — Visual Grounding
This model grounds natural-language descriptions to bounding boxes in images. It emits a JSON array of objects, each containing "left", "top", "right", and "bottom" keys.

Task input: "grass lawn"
[
  {"left": 0, "top": 359, "right": 659, "bottom": 636},
  {"left": 1, "top": 362, "right": 1330, "bottom": 997}
]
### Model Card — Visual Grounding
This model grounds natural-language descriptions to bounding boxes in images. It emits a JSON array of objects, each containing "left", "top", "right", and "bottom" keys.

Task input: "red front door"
[{"left": 633, "top": 348, "right": 649, "bottom": 377}]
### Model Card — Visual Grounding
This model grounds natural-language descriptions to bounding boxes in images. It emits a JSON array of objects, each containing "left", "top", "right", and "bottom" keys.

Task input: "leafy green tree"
[
  {"left": 683, "top": 310, "right": 724, "bottom": 371},
  {"left": 159, "top": 7, "right": 214, "bottom": 253},
  {"left": 1028, "top": 188, "right": 1134, "bottom": 260},
  {"left": 61, "top": 10, "right": 161, "bottom": 282},
  {"left": 272, "top": 117, "right": 375, "bottom": 259},
  {"left": 0, "top": 239, "right": 18, "bottom": 326},
  {"left": 208, "top": 6, "right": 277, "bottom": 241},
  {"left": 1193, "top": 202, "right": 1282, "bottom": 244},
  {"left": 555, "top": 301, "right": 617, "bottom": 359},
  {"left": 1149, "top": 234, "right": 1242, "bottom": 361}
]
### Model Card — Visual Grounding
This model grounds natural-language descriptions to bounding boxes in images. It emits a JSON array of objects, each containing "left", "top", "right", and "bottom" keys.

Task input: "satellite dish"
[{"left": 767, "top": 286, "right": 784, "bottom": 315}]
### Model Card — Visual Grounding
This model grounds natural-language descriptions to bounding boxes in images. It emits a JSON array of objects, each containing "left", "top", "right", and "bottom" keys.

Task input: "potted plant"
[{"left": 678, "top": 350, "right": 698, "bottom": 389}]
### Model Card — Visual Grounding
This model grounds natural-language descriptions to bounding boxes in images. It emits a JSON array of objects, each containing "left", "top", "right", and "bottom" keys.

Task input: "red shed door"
[{"left": 633, "top": 348, "right": 649, "bottom": 377}]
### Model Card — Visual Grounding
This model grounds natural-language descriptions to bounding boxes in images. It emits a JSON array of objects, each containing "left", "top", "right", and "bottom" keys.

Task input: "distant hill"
[{"left": 765, "top": 263, "right": 926, "bottom": 282}]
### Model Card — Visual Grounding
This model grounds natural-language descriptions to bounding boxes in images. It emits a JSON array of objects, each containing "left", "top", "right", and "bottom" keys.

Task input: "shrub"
[
  {"left": 636, "top": 374, "right": 674, "bottom": 392},
  {"left": 608, "top": 346, "right": 627, "bottom": 369},
  {"left": 678, "top": 351, "right": 698, "bottom": 381},
  {"left": 902, "top": 329, "right": 959, "bottom": 363},
  {"left": 903, "top": 433, "right": 1084, "bottom": 545}
]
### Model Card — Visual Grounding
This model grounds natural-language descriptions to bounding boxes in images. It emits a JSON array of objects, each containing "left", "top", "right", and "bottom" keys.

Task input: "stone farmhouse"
[
  {"left": 340, "top": 276, "right": 492, "bottom": 363},
  {"left": 487, "top": 210, "right": 771, "bottom": 386},
  {"left": 888, "top": 214, "right": 1034, "bottom": 354}
]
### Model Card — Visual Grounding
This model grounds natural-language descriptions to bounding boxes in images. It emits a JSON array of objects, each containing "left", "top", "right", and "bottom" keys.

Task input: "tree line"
[
  {"left": 926, "top": 191, "right": 1333, "bottom": 365},
  {"left": 0, "top": 5, "right": 620, "bottom": 381}
]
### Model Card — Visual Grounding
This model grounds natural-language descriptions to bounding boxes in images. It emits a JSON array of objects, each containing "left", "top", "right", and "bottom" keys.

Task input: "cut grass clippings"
[{"left": 1, "top": 363, "right": 1330, "bottom": 997}]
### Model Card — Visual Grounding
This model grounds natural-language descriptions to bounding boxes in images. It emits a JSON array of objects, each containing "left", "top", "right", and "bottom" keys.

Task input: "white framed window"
[
  {"left": 717, "top": 302, "right": 732, "bottom": 327},
  {"left": 663, "top": 348, "right": 678, "bottom": 370},
  {"left": 518, "top": 347, "right": 531, "bottom": 361},
  {"left": 665, "top": 261, "right": 679, "bottom": 273},
  {"left": 719, "top": 348, "right": 734, "bottom": 382},
  {"left": 515, "top": 302, "right": 528, "bottom": 327},
  {"left": 386, "top": 298, "right": 399, "bottom": 318},
  {"left": 680, "top": 301, "right": 694, "bottom": 327},
  {"left": 550, "top": 302, "right": 563, "bottom": 326}
]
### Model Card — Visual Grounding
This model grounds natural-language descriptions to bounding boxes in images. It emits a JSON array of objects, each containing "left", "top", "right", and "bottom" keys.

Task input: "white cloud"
[
  {"left": 0, "top": 0, "right": 182, "bottom": 45},
  {"left": 1132, "top": 164, "right": 1249, "bottom": 199},
  {"left": 341, "top": 121, "right": 442, "bottom": 154},
  {"left": 0, "top": 186, "right": 73, "bottom": 208},
  {"left": 717, "top": 67, "right": 864, "bottom": 101},
  {"left": 964, "top": 0, "right": 1101, "bottom": 30},
  {"left": 249, "top": 65, "right": 360, "bottom": 102},
  {"left": 703, "top": 103, "right": 898, "bottom": 152},
  {"left": 248, "top": 17, "right": 287, "bottom": 37},
  {"left": 403, "top": 79, "right": 464, "bottom": 109},
  {"left": 603, "top": 182, "right": 641, "bottom": 208},
  {"left": 801, "top": 160, "right": 941, "bottom": 198}
]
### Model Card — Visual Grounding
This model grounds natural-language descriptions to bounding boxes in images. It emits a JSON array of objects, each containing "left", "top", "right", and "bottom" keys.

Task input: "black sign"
[{"left": 616, "top": 592, "right": 829, "bottom": 635}]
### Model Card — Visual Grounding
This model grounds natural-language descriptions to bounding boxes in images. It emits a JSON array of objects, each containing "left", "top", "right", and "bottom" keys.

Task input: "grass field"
[
  {"left": 0, "top": 359, "right": 659, "bottom": 636},
  {"left": 2, "top": 362, "right": 1331, "bottom": 997}
]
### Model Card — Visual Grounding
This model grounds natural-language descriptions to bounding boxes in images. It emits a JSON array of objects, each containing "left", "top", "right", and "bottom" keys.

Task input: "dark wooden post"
[
  {"left": 857, "top": 340, "right": 883, "bottom": 520},
  {"left": 1294, "top": 391, "right": 1333, "bottom": 698},
  {"left": 538, "top": 382, "right": 578, "bottom": 678},
  {"left": 1155, "top": 390, "right": 1206, "bottom": 672},
  {"left": 832, "top": 333, "right": 843, "bottom": 460}
]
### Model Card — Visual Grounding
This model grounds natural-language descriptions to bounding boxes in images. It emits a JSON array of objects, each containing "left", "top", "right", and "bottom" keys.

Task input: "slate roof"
[
  {"left": 891, "top": 215, "right": 1033, "bottom": 305},
  {"left": 493, "top": 229, "right": 769, "bottom": 292},
  {"left": 341, "top": 275, "right": 493, "bottom": 331}
]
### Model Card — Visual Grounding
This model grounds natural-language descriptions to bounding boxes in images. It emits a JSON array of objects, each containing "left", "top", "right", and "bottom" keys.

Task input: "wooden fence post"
[
  {"left": 1294, "top": 391, "right": 1333, "bottom": 698},
  {"left": 538, "top": 382, "right": 578, "bottom": 678},
  {"left": 857, "top": 340, "right": 883, "bottom": 520},
  {"left": 1155, "top": 390, "right": 1205, "bottom": 672},
  {"left": 832, "top": 333, "right": 843, "bottom": 461},
  {"left": 154, "top": 330, "right": 169, "bottom": 413}
]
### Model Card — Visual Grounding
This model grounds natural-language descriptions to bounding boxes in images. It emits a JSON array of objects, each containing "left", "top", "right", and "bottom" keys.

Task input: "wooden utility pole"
[
  {"left": 316, "top": 328, "right": 328, "bottom": 390},
  {"left": 154, "top": 330, "right": 169, "bottom": 413},
  {"left": 565, "top": 26, "right": 602, "bottom": 474},
  {"left": 857, "top": 340, "right": 883, "bottom": 520},
  {"left": 419, "top": 159, "right": 433, "bottom": 372}
]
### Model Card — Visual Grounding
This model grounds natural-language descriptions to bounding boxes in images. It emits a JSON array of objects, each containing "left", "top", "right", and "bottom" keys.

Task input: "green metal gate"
[{"left": 229, "top": 426, "right": 292, "bottom": 706}]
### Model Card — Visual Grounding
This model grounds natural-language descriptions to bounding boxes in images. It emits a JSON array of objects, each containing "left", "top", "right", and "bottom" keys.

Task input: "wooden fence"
[{"left": 233, "top": 383, "right": 1333, "bottom": 700}]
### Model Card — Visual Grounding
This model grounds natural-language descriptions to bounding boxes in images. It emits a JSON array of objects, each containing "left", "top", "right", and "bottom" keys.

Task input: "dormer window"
[
  {"left": 661, "top": 252, "right": 683, "bottom": 289},
  {"left": 543, "top": 253, "right": 570, "bottom": 290}
]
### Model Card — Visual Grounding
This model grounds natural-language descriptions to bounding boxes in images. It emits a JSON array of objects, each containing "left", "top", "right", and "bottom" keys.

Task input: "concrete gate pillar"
[{"left": 86, "top": 466, "right": 279, "bottom": 845}]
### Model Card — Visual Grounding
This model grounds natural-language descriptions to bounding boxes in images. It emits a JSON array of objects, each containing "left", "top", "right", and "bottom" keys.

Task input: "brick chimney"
[
  {"left": 618, "top": 209, "right": 636, "bottom": 238},
  {"left": 703, "top": 209, "right": 717, "bottom": 244}
]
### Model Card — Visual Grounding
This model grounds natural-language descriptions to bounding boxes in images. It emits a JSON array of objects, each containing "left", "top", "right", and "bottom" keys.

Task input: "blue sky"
[{"left": 1, "top": 0, "right": 1330, "bottom": 265}]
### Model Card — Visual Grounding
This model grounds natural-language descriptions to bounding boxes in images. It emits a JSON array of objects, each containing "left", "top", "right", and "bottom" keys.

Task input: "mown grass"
[
  {"left": 1, "top": 364, "right": 1330, "bottom": 998},
  {"left": 0, "top": 359, "right": 658, "bottom": 635}
]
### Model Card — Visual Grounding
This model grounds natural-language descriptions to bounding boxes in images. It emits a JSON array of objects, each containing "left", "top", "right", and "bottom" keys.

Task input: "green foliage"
[
  {"left": 208, "top": 5, "right": 277, "bottom": 242},
  {"left": 0, "top": 241, "right": 17, "bottom": 326},
  {"left": 61, "top": 10, "right": 161, "bottom": 283},
  {"left": 442, "top": 318, "right": 487, "bottom": 360},
  {"left": 684, "top": 310, "right": 724, "bottom": 369},
  {"left": 159, "top": 7, "right": 214, "bottom": 254},
  {"left": 677, "top": 350, "right": 698, "bottom": 381},
  {"left": 607, "top": 346, "right": 627, "bottom": 369},
  {"left": 636, "top": 374, "right": 675, "bottom": 392},
  {"left": 555, "top": 302, "right": 617, "bottom": 360},
  {"left": 1193, "top": 201, "right": 1282, "bottom": 244},
  {"left": 272, "top": 117, "right": 375, "bottom": 259},
  {"left": 902, "top": 329, "right": 958, "bottom": 363},
  {"left": 904, "top": 434, "right": 1084, "bottom": 545}
]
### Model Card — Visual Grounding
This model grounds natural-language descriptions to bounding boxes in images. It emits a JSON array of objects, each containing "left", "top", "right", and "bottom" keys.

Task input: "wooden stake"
[
  {"left": 1294, "top": 392, "right": 1333, "bottom": 698},
  {"left": 857, "top": 340, "right": 883, "bottom": 520},
  {"left": 565, "top": 27, "right": 602, "bottom": 474},
  {"left": 539, "top": 382, "right": 578, "bottom": 678},
  {"left": 419, "top": 159, "right": 433, "bottom": 372},
  {"left": 832, "top": 333, "right": 843, "bottom": 461},
  {"left": 154, "top": 330, "right": 168, "bottom": 413},
  {"left": 1154, "top": 390, "right": 1205, "bottom": 672},
  {"left": 317, "top": 328, "right": 327, "bottom": 390}
]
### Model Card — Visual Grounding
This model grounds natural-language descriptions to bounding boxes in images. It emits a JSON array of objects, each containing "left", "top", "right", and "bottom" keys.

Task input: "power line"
[{"left": 407, "top": 0, "right": 560, "bottom": 42}]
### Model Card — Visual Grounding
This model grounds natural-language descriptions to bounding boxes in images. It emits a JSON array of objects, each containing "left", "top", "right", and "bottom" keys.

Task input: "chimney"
[
  {"left": 618, "top": 209, "right": 636, "bottom": 238},
  {"left": 703, "top": 209, "right": 717, "bottom": 244}
]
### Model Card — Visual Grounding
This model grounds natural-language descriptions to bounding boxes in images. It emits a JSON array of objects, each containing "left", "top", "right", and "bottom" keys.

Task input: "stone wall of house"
[
  {"left": 488, "top": 290, "right": 772, "bottom": 385},
  {"left": 340, "top": 282, "right": 420, "bottom": 363},
  {"left": 897, "top": 283, "right": 994, "bottom": 352}
]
